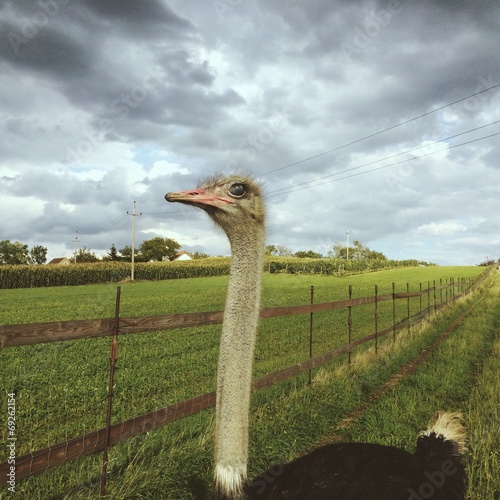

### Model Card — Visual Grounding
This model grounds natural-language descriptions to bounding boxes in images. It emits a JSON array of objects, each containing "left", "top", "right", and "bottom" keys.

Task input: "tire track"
[{"left": 321, "top": 293, "right": 485, "bottom": 444}]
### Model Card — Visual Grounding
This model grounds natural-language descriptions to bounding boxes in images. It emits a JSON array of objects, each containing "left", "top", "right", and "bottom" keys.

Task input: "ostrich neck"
[{"left": 214, "top": 226, "right": 265, "bottom": 499}]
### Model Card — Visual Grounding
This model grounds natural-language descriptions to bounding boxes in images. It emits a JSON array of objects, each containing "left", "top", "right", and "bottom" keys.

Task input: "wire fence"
[{"left": 0, "top": 270, "right": 490, "bottom": 493}]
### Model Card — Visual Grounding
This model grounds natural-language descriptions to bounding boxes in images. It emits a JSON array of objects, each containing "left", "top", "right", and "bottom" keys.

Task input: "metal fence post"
[
  {"left": 392, "top": 282, "right": 396, "bottom": 342},
  {"left": 406, "top": 283, "right": 410, "bottom": 336},
  {"left": 374, "top": 284, "right": 378, "bottom": 354},
  {"left": 427, "top": 281, "right": 431, "bottom": 319},
  {"left": 308, "top": 285, "right": 314, "bottom": 385},
  {"left": 433, "top": 280, "right": 437, "bottom": 315},
  {"left": 348, "top": 284, "right": 352, "bottom": 367},
  {"left": 100, "top": 286, "right": 121, "bottom": 498}
]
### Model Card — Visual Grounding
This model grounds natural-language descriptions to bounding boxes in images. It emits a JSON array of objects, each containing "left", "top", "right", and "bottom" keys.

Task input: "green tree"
[
  {"left": 193, "top": 251, "right": 209, "bottom": 259},
  {"left": 107, "top": 244, "right": 120, "bottom": 261},
  {"left": 329, "top": 240, "right": 387, "bottom": 261},
  {"left": 265, "top": 245, "right": 278, "bottom": 256},
  {"left": 477, "top": 258, "right": 496, "bottom": 267},
  {"left": 329, "top": 242, "right": 349, "bottom": 259},
  {"left": 276, "top": 245, "right": 292, "bottom": 257},
  {"left": 119, "top": 246, "right": 133, "bottom": 260},
  {"left": 0, "top": 240, "right": 29, "bottom": 265},
  {"left": 118, "top": 245, "right": 144, "bottom": 262},
  {"left": 75, "top": 247, "right": 99, "bottom": 263},
  {"left": 139, "top": 237, "right": 180, "bottom": 262},
  {"left": 29, "top": 245, "right": 48, "bottom": 264},
  {"left": 294, "top": 250, "right": 323, "bottom": 258}
]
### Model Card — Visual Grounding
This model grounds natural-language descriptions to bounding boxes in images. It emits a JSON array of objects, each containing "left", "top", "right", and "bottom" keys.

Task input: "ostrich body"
[{"left": 166, "top": 175, "right": 466, "bottom": 500}]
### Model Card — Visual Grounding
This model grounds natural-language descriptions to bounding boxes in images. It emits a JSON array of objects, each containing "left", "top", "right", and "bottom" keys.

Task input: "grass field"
[{"left": 1, "top": 266, "right": 498, "bottom": 498}]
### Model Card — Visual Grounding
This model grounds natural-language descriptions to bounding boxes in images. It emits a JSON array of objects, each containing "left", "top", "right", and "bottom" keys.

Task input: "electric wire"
[
  {"left": 261, "top": 82, "right": 500, "bottom": 177},
  {"left": 268, "top": 119, "right": 500, "bottom": 196},
  {"left": 269, "top": 130, "right": 500, "bottom": 197}
]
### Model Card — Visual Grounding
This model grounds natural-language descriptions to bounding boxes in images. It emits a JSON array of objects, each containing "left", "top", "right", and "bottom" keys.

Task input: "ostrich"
[{"left": 165, "top": 175, "right": 467, "bottom": 500}]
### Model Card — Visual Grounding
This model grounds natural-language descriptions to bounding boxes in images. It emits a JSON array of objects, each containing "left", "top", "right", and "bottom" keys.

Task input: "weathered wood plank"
[
  {"left": 0, "top": 321, "right": 402, "bottom": 485},
  {"left": 0, "top": 392, "right": 217, "bottom": 484},
  {"left": 1, "top": 294, "right": 397, "bottom": 348},
  {"left": 0, "top": 284, "right": 443, "bottom": 348}
]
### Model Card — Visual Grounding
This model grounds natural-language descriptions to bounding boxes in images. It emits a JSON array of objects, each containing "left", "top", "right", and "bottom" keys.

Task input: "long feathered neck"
[{"left": 213, "top": 222, "right": 265, "bottom": 499}]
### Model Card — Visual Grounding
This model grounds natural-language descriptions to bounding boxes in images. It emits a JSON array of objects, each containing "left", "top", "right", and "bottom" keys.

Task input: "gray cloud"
[{"left": 0, "top": 0, "right": 499, "bottom": 265}]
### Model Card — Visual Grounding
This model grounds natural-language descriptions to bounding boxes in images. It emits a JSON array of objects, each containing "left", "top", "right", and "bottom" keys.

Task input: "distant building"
[
  {"left": 172, "top": 251, "right": 193, "bottom": 261},
  {"left": 47, "top": 257, "right": 72, "bottom": 266}
]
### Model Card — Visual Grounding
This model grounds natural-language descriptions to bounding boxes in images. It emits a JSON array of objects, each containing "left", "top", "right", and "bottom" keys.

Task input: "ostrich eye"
[{"left": 228, "top": 183, "right": 246, "bottom": 198}]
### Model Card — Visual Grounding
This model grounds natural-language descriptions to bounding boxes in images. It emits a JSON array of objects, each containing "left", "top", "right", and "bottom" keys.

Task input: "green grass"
[
  {"left": 0, "top": 266, "right": 493, "bottom": 498},
  {"left": 334, "top": 272, "right": 500, "bottom": 499}
]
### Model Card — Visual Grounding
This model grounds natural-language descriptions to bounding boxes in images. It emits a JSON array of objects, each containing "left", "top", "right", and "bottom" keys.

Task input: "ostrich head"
[
  {"left": 166, "top": 174, "right": 266, "bottom": 498},
  {"left": 165, "top": 175, "right": 265, "bottom": 243}
]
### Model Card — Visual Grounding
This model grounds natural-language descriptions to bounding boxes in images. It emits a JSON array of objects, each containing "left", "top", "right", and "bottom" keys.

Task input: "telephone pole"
[
  {"left": 346, "top": 227, "right": 349, "bottom": 262},
  {"left": 127, "top": 201, "right": 142, "bottom": 280},
  {"left": 73, "top": 231, "right": 80, "bottom": 264}
]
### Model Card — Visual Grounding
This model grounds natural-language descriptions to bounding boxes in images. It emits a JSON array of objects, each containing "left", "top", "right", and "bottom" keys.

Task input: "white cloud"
[{"left": 416, "top": 221, "right": 467, "bottom": 236}]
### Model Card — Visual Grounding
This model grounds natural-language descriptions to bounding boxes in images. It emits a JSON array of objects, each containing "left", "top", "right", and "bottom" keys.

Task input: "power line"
[
  {"left": 269, "top": 129, "right": 500, "bottom": 198},
  {"left": 268, "top": 119, "right": 500, "bottom": 196},
  {"left": 261, "top": 82, "right": 500, "bottom": 177}
]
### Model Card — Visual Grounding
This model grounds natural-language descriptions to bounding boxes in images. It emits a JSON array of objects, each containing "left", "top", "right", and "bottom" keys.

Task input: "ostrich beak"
[{"left": 165, "top": 188, "right": 235, "bottom": 208}]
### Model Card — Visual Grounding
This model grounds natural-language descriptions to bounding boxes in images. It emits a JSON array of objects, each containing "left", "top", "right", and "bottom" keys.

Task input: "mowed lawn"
[{"left": 1, "top": 265, "right": 493, "bottom": 498}]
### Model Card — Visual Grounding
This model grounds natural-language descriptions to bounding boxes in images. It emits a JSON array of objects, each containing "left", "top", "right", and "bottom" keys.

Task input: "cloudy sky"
[{"left": 1, "top": 0, "right": 499, "bottom": 266}]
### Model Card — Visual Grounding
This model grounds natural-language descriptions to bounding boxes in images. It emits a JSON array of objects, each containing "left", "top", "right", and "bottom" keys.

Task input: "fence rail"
[
  {"left": 0, "top": 271, "right": 490, "bottom": 488},
  {"left": 0, "top": 282, "right": 464, "bottom": 348}
]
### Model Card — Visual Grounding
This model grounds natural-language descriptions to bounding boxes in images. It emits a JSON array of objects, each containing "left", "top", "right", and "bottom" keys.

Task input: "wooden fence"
[{"left": 0, "top": 272, "right": 489, "bottom": 488}]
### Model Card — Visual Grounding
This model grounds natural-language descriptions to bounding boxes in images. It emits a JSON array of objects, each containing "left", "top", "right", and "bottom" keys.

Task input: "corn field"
[
  {"left": 0, "top": 257, "right": 423, "bottom": 289},
  {"left": 0, "top": 260, "right": 229, "bottom": 289}
]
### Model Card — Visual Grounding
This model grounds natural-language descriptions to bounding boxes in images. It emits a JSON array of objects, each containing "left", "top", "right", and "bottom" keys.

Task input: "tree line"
[
  {"left": 3, "top": 237, "right": 497, "bottom": 267},
  {"left": 267, "top": 240, "right": 394, "bottom": 261},
  {"left": 0, "top": 238, "right": 207, "bottom": 265},
  {"left": 0, "top": 240, "right": 47, "bottom": 265}
]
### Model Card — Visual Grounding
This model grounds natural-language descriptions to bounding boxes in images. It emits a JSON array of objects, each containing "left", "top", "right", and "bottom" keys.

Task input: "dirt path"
[{"left": 320, "top": 293, "right": 484, "bottom": 445}]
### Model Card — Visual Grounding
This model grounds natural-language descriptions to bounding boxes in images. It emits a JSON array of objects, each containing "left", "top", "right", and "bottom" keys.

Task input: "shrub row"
[
  {"left": 266, "top": 257, "right": 422, "bottom": 275},
  {"left": 0, "top": 258, "right": 422, "bottom": 289}
]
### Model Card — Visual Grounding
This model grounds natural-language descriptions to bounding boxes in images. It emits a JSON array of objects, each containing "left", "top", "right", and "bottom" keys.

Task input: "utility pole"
[
  {"left": 346, "top": 227, "right": 349, "bottom": 262},
  {"left": 73, "top": 231, "right": 80, "bottom": 264},
  {"left": 127, "top": 201, "right": 142, "bottom": 280}
]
